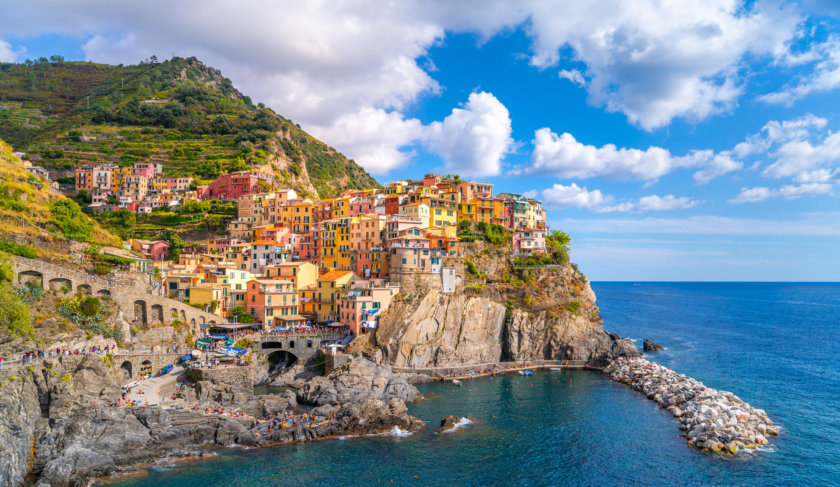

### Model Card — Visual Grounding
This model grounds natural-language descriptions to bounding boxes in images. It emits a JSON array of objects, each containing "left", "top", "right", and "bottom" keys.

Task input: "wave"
[{"left": 387, "top": 426, "right": 415, "bottom": 438}]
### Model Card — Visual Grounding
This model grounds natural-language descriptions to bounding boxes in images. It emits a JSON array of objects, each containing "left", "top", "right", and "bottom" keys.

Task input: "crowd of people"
[{"left": 0, "top": 345, "right": 118, "bottom": 368}]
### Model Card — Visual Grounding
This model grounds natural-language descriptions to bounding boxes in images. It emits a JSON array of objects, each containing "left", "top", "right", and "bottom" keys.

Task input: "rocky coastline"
[
  {"left": 604, "top": 357, "right": 778, "bottom": 454},
  {"left": 0, "top": 355, "right": 424, "bottom": 487}
]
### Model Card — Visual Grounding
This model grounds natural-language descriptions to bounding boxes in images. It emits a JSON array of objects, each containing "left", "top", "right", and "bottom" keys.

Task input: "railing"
[{"left": 391, "top": 359, "right": 590, "bottom": 376}]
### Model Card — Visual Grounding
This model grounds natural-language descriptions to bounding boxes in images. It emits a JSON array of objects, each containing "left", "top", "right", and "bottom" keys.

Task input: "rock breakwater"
[{"left": 604, "top": 357, "right": 778, "bottom": 454}]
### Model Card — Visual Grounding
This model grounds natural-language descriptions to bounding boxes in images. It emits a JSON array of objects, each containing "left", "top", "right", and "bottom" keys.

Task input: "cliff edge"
[{"left": 370, "top": 242, "right": 638, "bottom": 368}]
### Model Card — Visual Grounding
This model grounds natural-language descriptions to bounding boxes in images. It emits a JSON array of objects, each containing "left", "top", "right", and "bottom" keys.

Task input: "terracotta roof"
[{"left": 318, "top": 269, "right": 354, "bottom": 281}]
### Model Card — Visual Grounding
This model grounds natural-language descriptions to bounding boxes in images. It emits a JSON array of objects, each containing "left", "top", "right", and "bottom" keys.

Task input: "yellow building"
[
  {"left": 428, "top": 200, "right": 458, "bottom": 230},
  {"left": 264, "top": 262, "right": 318, "bottom": 290},
  {"left": 189, "top": 282, "right": 224, "bottom": 316},
  {"left": 457, "top": 201, "right": 478, "bottom": 224},
  {"left": 315, "top": 269, "right": 355, "bottom": 322},
  {"left": 278, "top": 199, "right": 316, "bottom": 233},
  {"left": 320, "top": 220, "right": 339, "bottom": 269},
  {"left": 336, "top": 218, "right": 352, "bottom": 269}
]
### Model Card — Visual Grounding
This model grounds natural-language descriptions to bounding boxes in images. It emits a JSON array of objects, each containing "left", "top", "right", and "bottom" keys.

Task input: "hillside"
[
  {"left": 0, "top": 57, "right": 379, "bottom": 198},
  {"left": 0, "top": 138, "right": 121, "bottom": 260}
]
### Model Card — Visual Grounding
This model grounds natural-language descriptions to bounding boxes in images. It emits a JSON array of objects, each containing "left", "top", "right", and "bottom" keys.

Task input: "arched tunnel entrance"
[
  {"left": 267, "top": 350, "right": 298, "bottom": 369},
  {"left": 120, "top": 361, "right": 133, "bottom": 380}
]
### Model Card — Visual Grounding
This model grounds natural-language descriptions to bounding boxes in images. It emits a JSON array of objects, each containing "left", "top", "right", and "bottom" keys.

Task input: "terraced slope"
[{"left": 0, "top": 57, "right": 379, "bottom": 198}]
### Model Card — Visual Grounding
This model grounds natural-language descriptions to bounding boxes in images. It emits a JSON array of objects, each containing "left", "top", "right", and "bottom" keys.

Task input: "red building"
[{"left": 202, "top": 171, "right": 274, "bottom": 200}]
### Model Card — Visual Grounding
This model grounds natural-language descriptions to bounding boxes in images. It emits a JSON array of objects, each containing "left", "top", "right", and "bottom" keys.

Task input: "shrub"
[
  {"left": 93, "top": 264, "right": 111, "bottom": 275},
  {"left": 465, "top": 260, "right": 479, "bottom": 276},
  {"left": 566, "top": 301, "right": 581, "bottom": 315},
  {"left": 234, "top": 338, "right": 253, "bottom": 349},
  {"left": 0, "top": 239, "right": 38, "bottom": 258},
  {"left": 49, "top": 199, "right": 93, "bottom": 241}
]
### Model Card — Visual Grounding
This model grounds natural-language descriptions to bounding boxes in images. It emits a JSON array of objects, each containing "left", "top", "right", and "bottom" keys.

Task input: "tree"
[
  {"left": 162, "top": 229, "right": 184, "bottom": 262},
  {"left": 546, "top": 231, "right": 571, "bottom": 264},
  {"left": 74, "top": 190, "right": 92, "bottom": 205},
  {"left": 228, "top": 306, "right": 256, "bottom": 323}
]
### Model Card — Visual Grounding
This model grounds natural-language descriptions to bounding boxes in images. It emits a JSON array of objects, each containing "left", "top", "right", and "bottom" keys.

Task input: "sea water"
[{"left": 109, "top": 283, "right": 840, "bottom": 486}]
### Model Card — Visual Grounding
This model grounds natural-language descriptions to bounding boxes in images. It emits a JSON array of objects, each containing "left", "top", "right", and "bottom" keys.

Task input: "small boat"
[
  {"left": 191, "top": 350, "right": 202, "bottom": 359},
  {"left": 159, "top": 364, "right": 174, "bottom": 376},
  {"left": 550, "top": 367, "right": 564, "bottom": 371},
  {"left": 518, "top": 370, "right": 533, "bottom": 376},
  {"left": 180, "top": 354, "right": 192, "bottom": 363},
  {"left": 452, "top": 380, "right": 462, "bottom": 386}
]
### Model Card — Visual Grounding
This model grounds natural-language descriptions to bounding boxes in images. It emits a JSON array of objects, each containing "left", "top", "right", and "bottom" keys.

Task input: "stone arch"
[
  {"left": 119, "top": 360, "right": 133, "bottom": 380},
  {"left": 150, "top": 304, "right": 164, "bottom": 324},
  {"left": 307, "top": 340, "right": 313, "bottom": 348},
  {"left": 48, "top": 277, "right": 72, "bottom": 292},
  {"left": 289, "top": 340, "right": 295, "bottom": 349},
  {"left": 170, "top": 308, "right": 179, "bottom": 319},
  {"left": 18, "top": 270, "right": 43, "bottom": 288},
  {"left": 97, "top": 289, "right": 111, "bottom": 298},
  {"left": 267, "top": 350, "right": 298, "bottom": 368},
  {"left": 140, "top": 360, "right": 152, "bottom": 377},
  {"left": 180, "top": 310, "right": 187, "bottom": 322},
  {"left": 134, "top": 300, "right": 147, "bottom": 325},
  {"left": 77, "top": 284, "right": 92, "bottom": 295},
  {"left": 199, "top": 316, "right": 206, "bottom": 324}
]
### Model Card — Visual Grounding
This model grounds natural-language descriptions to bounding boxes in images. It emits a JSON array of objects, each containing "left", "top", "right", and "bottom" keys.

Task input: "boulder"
[{"left": 643, "top": 339, "right": 664, "bottom": 352}]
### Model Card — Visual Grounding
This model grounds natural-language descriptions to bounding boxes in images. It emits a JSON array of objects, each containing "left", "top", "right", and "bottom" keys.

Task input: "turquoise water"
[{"left": 111, "top": 283, "right": 840, "bottom": 486}]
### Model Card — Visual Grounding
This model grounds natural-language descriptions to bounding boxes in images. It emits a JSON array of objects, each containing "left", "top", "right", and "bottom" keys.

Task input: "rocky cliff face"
[{"left": 373, "top": 259, "right": 638, "bottom": 368}]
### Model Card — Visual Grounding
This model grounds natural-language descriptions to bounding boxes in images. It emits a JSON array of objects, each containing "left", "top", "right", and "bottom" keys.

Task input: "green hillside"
[{"left": 0, "top": 57, "right": 379, "bottom": 198}]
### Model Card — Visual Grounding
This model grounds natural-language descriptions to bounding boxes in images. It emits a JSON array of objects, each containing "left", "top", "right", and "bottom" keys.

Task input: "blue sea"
[{"left": 110, "top": 283, "right": 840, "bottom": 486}]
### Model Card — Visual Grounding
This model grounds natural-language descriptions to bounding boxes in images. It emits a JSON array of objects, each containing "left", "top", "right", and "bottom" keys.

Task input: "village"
[{"left": 59, "top": 163, "right": 548, "bottom": 335}]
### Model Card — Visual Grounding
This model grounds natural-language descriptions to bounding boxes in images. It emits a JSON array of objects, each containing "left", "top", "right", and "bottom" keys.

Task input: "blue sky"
[{"left": 2, "top": 1, "right": 840, "bottom": 281}]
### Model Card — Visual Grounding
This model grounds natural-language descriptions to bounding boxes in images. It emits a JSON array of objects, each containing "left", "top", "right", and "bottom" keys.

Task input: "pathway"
[{"left": 124, "top": 370, "right": 185, "bottom": 406}]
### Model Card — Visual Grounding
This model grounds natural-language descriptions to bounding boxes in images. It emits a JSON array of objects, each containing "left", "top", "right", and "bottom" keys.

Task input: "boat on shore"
[{"left": 191, "top": 350, "right": 202, "bottom": 359}]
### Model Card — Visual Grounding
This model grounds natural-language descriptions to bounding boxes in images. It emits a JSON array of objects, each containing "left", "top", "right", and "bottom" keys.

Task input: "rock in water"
[
  {"left": 643, "top": 339, "right": 665, "bottom": 352},
  {"left": 438, "top": 415, "right": 460, "bottom": 433}
]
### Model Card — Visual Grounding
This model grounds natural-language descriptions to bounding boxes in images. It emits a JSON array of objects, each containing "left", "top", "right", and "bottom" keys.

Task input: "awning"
[
  {"left": 363, "top": 321, "right": 377, "bottom": 329},
  {"left": 328, "top": 322, "right": 349, "bottom": 327},
  {"left": 208, "top": 323, "right": 258, "bottom": 330}
]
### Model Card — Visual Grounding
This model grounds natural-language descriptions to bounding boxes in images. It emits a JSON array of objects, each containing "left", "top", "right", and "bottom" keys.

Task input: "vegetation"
[
  {"left": 56, "top": 293, "right": 123, "bottom": 340},
  {"left": 0, "top": 57, "right": 379, "bottom": 198},
  {"left": 546, "top": 231, "right": 572, "bottom": 264},
  {"left": 49, "top": 199, "right": 93, "bottom": 241},
  {"left": 0, "top": 252, "right": 33, "bottom": 338},
  {"left": 0, "top": 238, "right": 38, "bottom": 258},
  {"left": 228, "top": 306, "right": 256, "bottom": 323}
]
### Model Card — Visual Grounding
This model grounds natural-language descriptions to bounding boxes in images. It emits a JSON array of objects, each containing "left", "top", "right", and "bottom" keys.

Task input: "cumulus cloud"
[
  {"left": 540, "top": 183, "right": 698, "bottom": 213},
  {"left": 424, "top": 92, "right": 513, "bottom": 177},
  {"left": 760, "top": 36, "right": 840, "bottom": 105},
  {"left": 541, "top": 183, "right": 611, "bottom": 209},
  {"left": 313, "top": 108, "right": 424, "bottom": 175},
  {"left": 729, "top": 183, "right": 833, "bottom": 203},
  {"left": 0, "top": 40, "right": 18, "bottom": 62},
  {"left": 524, "top": 0, "right": 801, "bottom": 129},
  {"left": 693, "top": 154, "right": 743, "bottom": 184},
  {"left": 526, "top": 128, "right": 707, "bottom": 181}
]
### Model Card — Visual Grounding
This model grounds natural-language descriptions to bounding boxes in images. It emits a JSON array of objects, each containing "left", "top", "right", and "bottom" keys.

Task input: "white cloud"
[
  {"left": 0, "top": 40, "right": 18, "bottom": 62},
  {"left": 762, "top": 131, "right": 840, "bottom": 179},
  {"left": 693, "top": 154, "right": 743, "bottom": 184},
  {"left": 599, "top": 195, "right": 699, "bottom": 213},
  {"left": 729, "top": 183, "right": 834, "bottom": 203},
  {"left": 541, "top": 183, "right": 611, "bottom": 209},
  {"left": 760, "top": 35, "right": 840, "bottom": 105},
  {"left": 524, "top": 0, "right": 802, "bottom": 129},
  {"left": 526, "top": 128, "right": 705, "bottom": 181},
  {"left": 558, "top": 69, "right": 586, "bottom": 86},
  {"left": 312, "top": 108, "right": 424, "bottom": 175},
  {"left": 541, "top": 183, "right": 698, "bottom": 213},
  {"left": 424, "top": 91, "right": 513, "bottom": 177}
]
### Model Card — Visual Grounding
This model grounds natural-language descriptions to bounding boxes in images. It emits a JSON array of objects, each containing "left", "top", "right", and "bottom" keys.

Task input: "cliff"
[{"left": 372, "top": 243, "right": 637, "bottom": 368}]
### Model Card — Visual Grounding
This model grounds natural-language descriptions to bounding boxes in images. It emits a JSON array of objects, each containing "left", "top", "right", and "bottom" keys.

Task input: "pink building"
[
  {"left": 202, "top": 171, "right": 274, "bottom": 200},
  {"left": 132, "top": 162, "right": 161, "bottom": 179},
  {"left": 512, "top": 228, "right": 546, "bottom": 253},
  {"left": 349, "top": 197, "right": 376, "bottom": 217},
  {"left": 338, "top": 280, "right": 400, "bottom": 334},
  {"left": 130, "top": 239, "right": 170, "bottom": 261}
]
